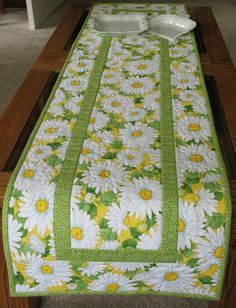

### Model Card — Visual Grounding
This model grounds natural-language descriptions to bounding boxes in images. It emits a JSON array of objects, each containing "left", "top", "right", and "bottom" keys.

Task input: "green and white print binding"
[{"left": 2, "top": 3, "right": 231, "bottom": 300}]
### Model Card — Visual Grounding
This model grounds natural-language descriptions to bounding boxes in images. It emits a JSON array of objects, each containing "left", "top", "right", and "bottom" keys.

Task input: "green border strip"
[
  {"left": 2, "top": 5, "right": 95, "bottom": 297},
  {"left": 54, "top": 37, "right": 178, "bottom": 263},
  {"left": 191, "top": 33, "right": 232, "bottom": 300},
  {"left": 54, "top": 35, "right": 113, "bottom": 258}
]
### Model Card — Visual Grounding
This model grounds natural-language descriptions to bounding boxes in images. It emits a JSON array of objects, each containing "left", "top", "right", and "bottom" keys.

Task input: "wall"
[{"left": 26, "top": 0, "right": 64, "bottom": 30}]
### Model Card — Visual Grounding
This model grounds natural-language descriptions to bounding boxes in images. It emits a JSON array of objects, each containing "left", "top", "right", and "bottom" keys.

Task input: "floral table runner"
[{"left": 3, "top": 3, "right": 231, "bottom": 300}]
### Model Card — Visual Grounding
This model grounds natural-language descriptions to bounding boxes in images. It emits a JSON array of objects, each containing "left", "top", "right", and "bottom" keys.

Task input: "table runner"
[{"left": 2, "top": 3, "right": 231, "bottom": 300}]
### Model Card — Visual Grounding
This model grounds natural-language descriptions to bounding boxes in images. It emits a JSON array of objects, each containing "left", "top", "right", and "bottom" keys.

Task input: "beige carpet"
[
  {"left": 41, "top": 294, "right": 209, "bottom": 308},
  {"left": 1, "top": 1, "right": 235, "bottom": 307}
]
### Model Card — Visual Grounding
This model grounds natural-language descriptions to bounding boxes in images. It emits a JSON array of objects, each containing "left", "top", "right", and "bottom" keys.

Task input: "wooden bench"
[{"left": 0, "top": 5, "right": 235, "bottom": 308}]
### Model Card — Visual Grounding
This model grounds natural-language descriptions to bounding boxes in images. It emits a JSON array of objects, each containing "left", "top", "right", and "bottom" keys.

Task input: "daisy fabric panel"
[{"left": 2, "top": 3, "right": 231, "bottom": 300}]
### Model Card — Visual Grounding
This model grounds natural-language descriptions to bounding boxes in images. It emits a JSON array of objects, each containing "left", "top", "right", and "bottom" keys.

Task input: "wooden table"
[{"left": 0, "top": 5, "right": 235, "bottom": 308}]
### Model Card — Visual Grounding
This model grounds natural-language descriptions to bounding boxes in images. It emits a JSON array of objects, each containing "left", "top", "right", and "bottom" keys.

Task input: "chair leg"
[{"left": 208, "top": 246, "right": 236, "bottom": 308}]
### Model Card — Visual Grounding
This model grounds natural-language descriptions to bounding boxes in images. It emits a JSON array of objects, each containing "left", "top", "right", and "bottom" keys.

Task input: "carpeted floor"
[{"left": 1, "top": 1, "right": 235, "bottom": 307}]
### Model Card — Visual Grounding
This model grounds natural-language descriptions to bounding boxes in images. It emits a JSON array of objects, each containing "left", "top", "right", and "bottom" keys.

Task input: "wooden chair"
[{"left": 0, "top": 5, "right": 235, "bottom": 308}]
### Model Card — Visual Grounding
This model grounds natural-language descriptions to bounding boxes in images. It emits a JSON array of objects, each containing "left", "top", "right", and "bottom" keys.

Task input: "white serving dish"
[
  {"left": 148, "top": 14, "right": 196, "bottom": 41},
  {"left": 93, "top": 14, "right": 149, "bottom": 34}
]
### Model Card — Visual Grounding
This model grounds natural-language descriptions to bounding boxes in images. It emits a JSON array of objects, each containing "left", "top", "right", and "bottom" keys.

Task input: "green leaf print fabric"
[{"left": 2, "top": 3, "right": 231, "bottom": 300}]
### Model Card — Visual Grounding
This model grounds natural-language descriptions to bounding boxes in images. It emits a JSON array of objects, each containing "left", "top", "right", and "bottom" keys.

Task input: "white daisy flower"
[
  {"left": 109, "top": 262, "right": 147, "bottom": 272},
  {"left": 79, "top": 140, "right": 105, "bottom": 164},
  {"left": 123, "top": 108, "right": 146, "bottom": 122},
  {"left": 100, "top": 240, "right": 119, "bottom": 250},
  {"left": 141, "top": 263, "right": 195, "bottom": 293},
  {"left": 56, "top": 141, "right": 69, "bottom": 163},
  {"left": 64, "top": 95, "right": 84, "bottom": 114},
  {"left": 88, "top": 272, "right": 136, "bottom": 292},
  {"left": 175, "top": 116, "right": 211, "bottom": 142},
  {"left": 117, "top": 149, "right": 143, "bottom": 167},
  {"left": 51, "top": 89, "right": 66, "bottom": 104},
  {"left": 178, "top": 61, "right": 197, "bottom": 73},
  {"left": 109, "top": 45, "right": 131, "bottom": 59},
  {"left": 178, "top": 144, "right": 218, "bottom": 173},
  {"left": 178, "top": 201, "right": 205, "bottom": 249},
  {"left": 105, "top": 203, "right": 129, "bottom": 235},
  {"left": 88, "top": 108, "right": 109, "bottom": 131},
  {"left": 182, "top": 188, "right": 217, "bottom": 217},
  {"left": 8, "top": 215, "right": 22, "bottom": 254},
  {"left": 202, "top": 173, "right": 221, "bottom": 183},
  {"left": 121, "top": 76, "right": 154, "bottom": 96},
  {"left": 119, "top": 122, "right": 156, "bottom": 148},
  {"left": 37, "top": 120, "right": 70, "bottom": 141},
  {"left": 170, "top": 47, "right": 190, "bottom": 58},
  {"left": 48, "top": 237, "right": 56, "bottom": 257},
  {"left": 195, "top": 227, "right": 224, "bottom": 270},
  {"left": 144, "top": 148, "right": 161, "bottom": 166},
  {"left": 137, "top": 225, "right": 162, "bottom": 250},
  {"left": 28, "top": 145, "right": 52, "bottom": 161},
  {"left": 125, "top": 60, "right": 159, "bottom": 76},
  {"left": 106, "top": 58, "right": 123, "bottom": 69},
  {"left": 101, "top": 70, "right": 122, "bottom": 85},
  {"left": 172, "top": 99, "right": 185, "bottom": 118},
  {"left": 141, "top": 92, "right": 160, "bottom": 110},
  {"left": 15, "top": 251, "right": 42, "bottom": 264},
  {"left": 172, "top": 73, "right": 200, "bottom": 90},
  {"left": 82, "top": 160, "right": 126, "bottom": 193},
  {"left": 191, "top": 99, "right": 207, "bottom": 114},
  {"left": 68, "top": 58, "right": 94, "bottom": 73},
  {"left": 101, "top": 95, "right": 134, "bottom": 114},
  {"left": 18, "top": 184, "right": 55, "bottom": 236},
  {"left": 188, "top": 284, "right": 215, "bottom": 296},
  {"left": 15, "top": 162, "right": 52, "bottom": 192},
  {"left": 77, "top": 262, "right": 105, "bottom": 276},
  {"left": 29, "top": 235, "right": 46, "bottom": 254},
  {"left": 71, "top": 48, "right": 84, "bottom": 59},
  {"left": 60, "top": 76, "right": 89, "bottom": 94},
  {"left": 15, "top": 284, "right": 30, "bottom": 293},
  {"left": 70, "top": 208, "right": 99, "bottom": 249},
  {"left": 26, "top": 260, "right": 72, "bottom": 287},
  {"left": 48, "top": 103, "right": 64, "bottom": 115},
  {"left": 90, "top": 130, "right": 114, "bottom": 144},
  {"left": 120, "top": 177, "right": 162, "bottom": 219},
  {"left": 122, "top": 35, "right": 146, "bottom": 46}
]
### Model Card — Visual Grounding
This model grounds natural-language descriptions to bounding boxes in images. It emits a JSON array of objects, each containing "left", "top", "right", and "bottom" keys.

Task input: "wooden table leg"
[{"left": 0, "top": 0, "right": 5, "bottom": 14}]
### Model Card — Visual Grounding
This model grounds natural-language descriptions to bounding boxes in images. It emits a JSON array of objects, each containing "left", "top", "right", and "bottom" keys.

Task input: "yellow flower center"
[
  {"left": 36, "top": 199, "right": 48, "bottom": 213},
  {"left": 115, "top": 52, "right": 122, "bottom": 56},
  {"left": 178, "top": 219, "right": 185, "bottom": 232},
  {"left": 71, "top": 80, "right": 80, "bottom": 86},
  {"left": 104, "top": 74, "right": 113, "bottom": 79},
  {"left": 80, "top": 261, "right": 87, "bottom": 268},
  {"left": 35, "top": 149, "right": 43, "bottom": 155},
  {"left": 131, "top": 111, "right": 138, "bottom": 116},
  {"left": 82, "top": 148, "right": 91, "bottom": 155},
  {"left": 214, "top": 247, "right": 223, "bottom": 259},
  {"left": 41, "top": 265, "right": 53, "bottom": 275},
  {"left": 123, "top": 215, "right": 132, "bottom": 226},
  {"left": 131, "top": 38, "right": 138, "bottom": 42},
  {"left": 106, "top": 283, "right": 119, "bottom": 292},
  {"left": 45, "top": 127, "right": 57, "bottom": 134},
  {"left": 23, "top": 169, "right": 35, "bottom": 178},
  {"left": 90, "top": 117, "right": 96, "bottom": 124},
  {"left": 164, "top": 272, "right": 179, "bottom": 281},
  {"left": 131, "top": 82, "right": 143, "bottom": 88},
  {"left": 182, "top": 193, "right": 200, "bottom": 204},
  {"left": 137, "top": 64, "right": 147, "bottom": 70},
  {"left": 139, "top": 189, "right": 152, "bottom": 200},
  {"left": 181, "top": 79, "right": 189, "bottom": 84},
  {"left": 111, "top": 101, "right": 121, "bottom": 107},
  {"left": 99, "top": 170, "right": 111, "bottom": 178},
  {"left": 188, "top": 124, "right": 201, "bottom": 131},
  {"left": 132, "top": 130, "right": 142, "bottom": 137},
  {"left": 71, "top": 227, "right": 84, "bottom": 240},
  {"left": 77, "top": 62, "right": 85, "bottom": 67},
  {"left": 189, "top": 154, "right": 204, "bottom": 162},
  {"left": 127, "top": 154, "right": 134, "bottom": 160}
]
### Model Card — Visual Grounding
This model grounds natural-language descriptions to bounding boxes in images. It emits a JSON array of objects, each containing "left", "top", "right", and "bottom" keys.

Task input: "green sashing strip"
[{"left": 54, "top": 37, "right": 178, "bottom": 263}]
